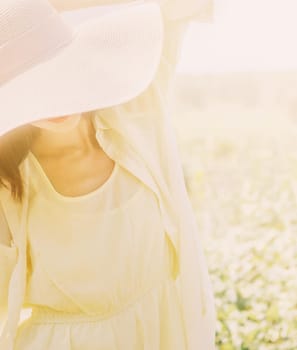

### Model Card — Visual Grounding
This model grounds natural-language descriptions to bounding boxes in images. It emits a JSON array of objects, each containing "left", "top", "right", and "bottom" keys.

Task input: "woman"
[{"left": 0, "top": 0, "right": 216, "bottom": 349}]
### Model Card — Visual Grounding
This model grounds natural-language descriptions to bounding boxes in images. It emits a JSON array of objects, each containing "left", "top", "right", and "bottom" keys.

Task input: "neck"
[{"left": 30, "top": 114, "right": 100, "bottom": 158}]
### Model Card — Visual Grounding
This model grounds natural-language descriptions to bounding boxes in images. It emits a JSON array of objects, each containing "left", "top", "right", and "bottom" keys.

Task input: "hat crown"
[{"left": 0, "top": 0, "right": 56, "bottom": 46}]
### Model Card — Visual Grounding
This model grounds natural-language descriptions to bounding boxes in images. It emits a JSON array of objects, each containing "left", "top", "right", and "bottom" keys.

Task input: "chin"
[
  {"left": 31, "top": 114, "right": 81, "bottom": 132},
  {"left": 46, "top": 116, "right": 72, "bottom": 123}
]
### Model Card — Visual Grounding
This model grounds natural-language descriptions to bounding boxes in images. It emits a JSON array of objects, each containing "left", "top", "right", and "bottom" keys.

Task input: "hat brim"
[{"left": 0, "top": 3, "right": 163, "bottom": 135}]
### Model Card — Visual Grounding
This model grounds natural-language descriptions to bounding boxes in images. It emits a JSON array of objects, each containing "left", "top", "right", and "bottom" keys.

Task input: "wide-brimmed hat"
[{"left": 0, "top": 0, "right": 163, "bottom": 136}]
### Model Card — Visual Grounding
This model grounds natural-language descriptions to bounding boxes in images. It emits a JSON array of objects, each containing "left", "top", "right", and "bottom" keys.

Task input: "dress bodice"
[{"left": 23, "top": 152, "right": 174, "bottom": 316}]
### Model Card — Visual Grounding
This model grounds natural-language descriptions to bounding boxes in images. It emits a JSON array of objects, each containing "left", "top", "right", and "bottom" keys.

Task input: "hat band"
[{"left": 0, "top": 12, "right": 75, "bottom": 86}]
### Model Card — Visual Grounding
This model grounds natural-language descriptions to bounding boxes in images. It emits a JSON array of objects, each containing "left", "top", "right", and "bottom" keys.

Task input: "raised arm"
[{"left": 146, "top": 0, "right": 213, "bottom": 101}]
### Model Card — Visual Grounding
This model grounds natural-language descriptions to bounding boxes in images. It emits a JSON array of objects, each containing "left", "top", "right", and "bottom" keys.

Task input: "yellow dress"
[{"left": 14, "top": 151, "right": 186, "bottom": 349}]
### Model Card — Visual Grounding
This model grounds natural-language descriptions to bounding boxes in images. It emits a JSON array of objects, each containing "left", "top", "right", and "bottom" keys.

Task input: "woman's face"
[{"left": 30, "top": 113, "right": 81, "bottom": 133}]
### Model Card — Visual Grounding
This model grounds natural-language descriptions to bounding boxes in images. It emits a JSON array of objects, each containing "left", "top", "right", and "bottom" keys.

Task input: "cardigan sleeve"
[
  {"left": 0, "top": 244, "right": 17, "bottom": 310},
  {"left": 151, "top": 0, "right": 214, "bottom": 100},
  {"left": 159, "top": 0, "right": 213, "bottom": 22},
  {"left": 0, "top": 203, "right": 17, "bottom": 329}
]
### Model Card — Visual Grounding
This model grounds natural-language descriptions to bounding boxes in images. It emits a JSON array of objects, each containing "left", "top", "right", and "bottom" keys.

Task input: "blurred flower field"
[{"left": 176, "top": 124, "right": 297, "bottom": 349}]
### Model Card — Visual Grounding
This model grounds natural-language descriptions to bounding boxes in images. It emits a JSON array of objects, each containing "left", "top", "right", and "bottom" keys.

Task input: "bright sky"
[{"left": 178, "top": 0, "right": 297, "bottom": 74}]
